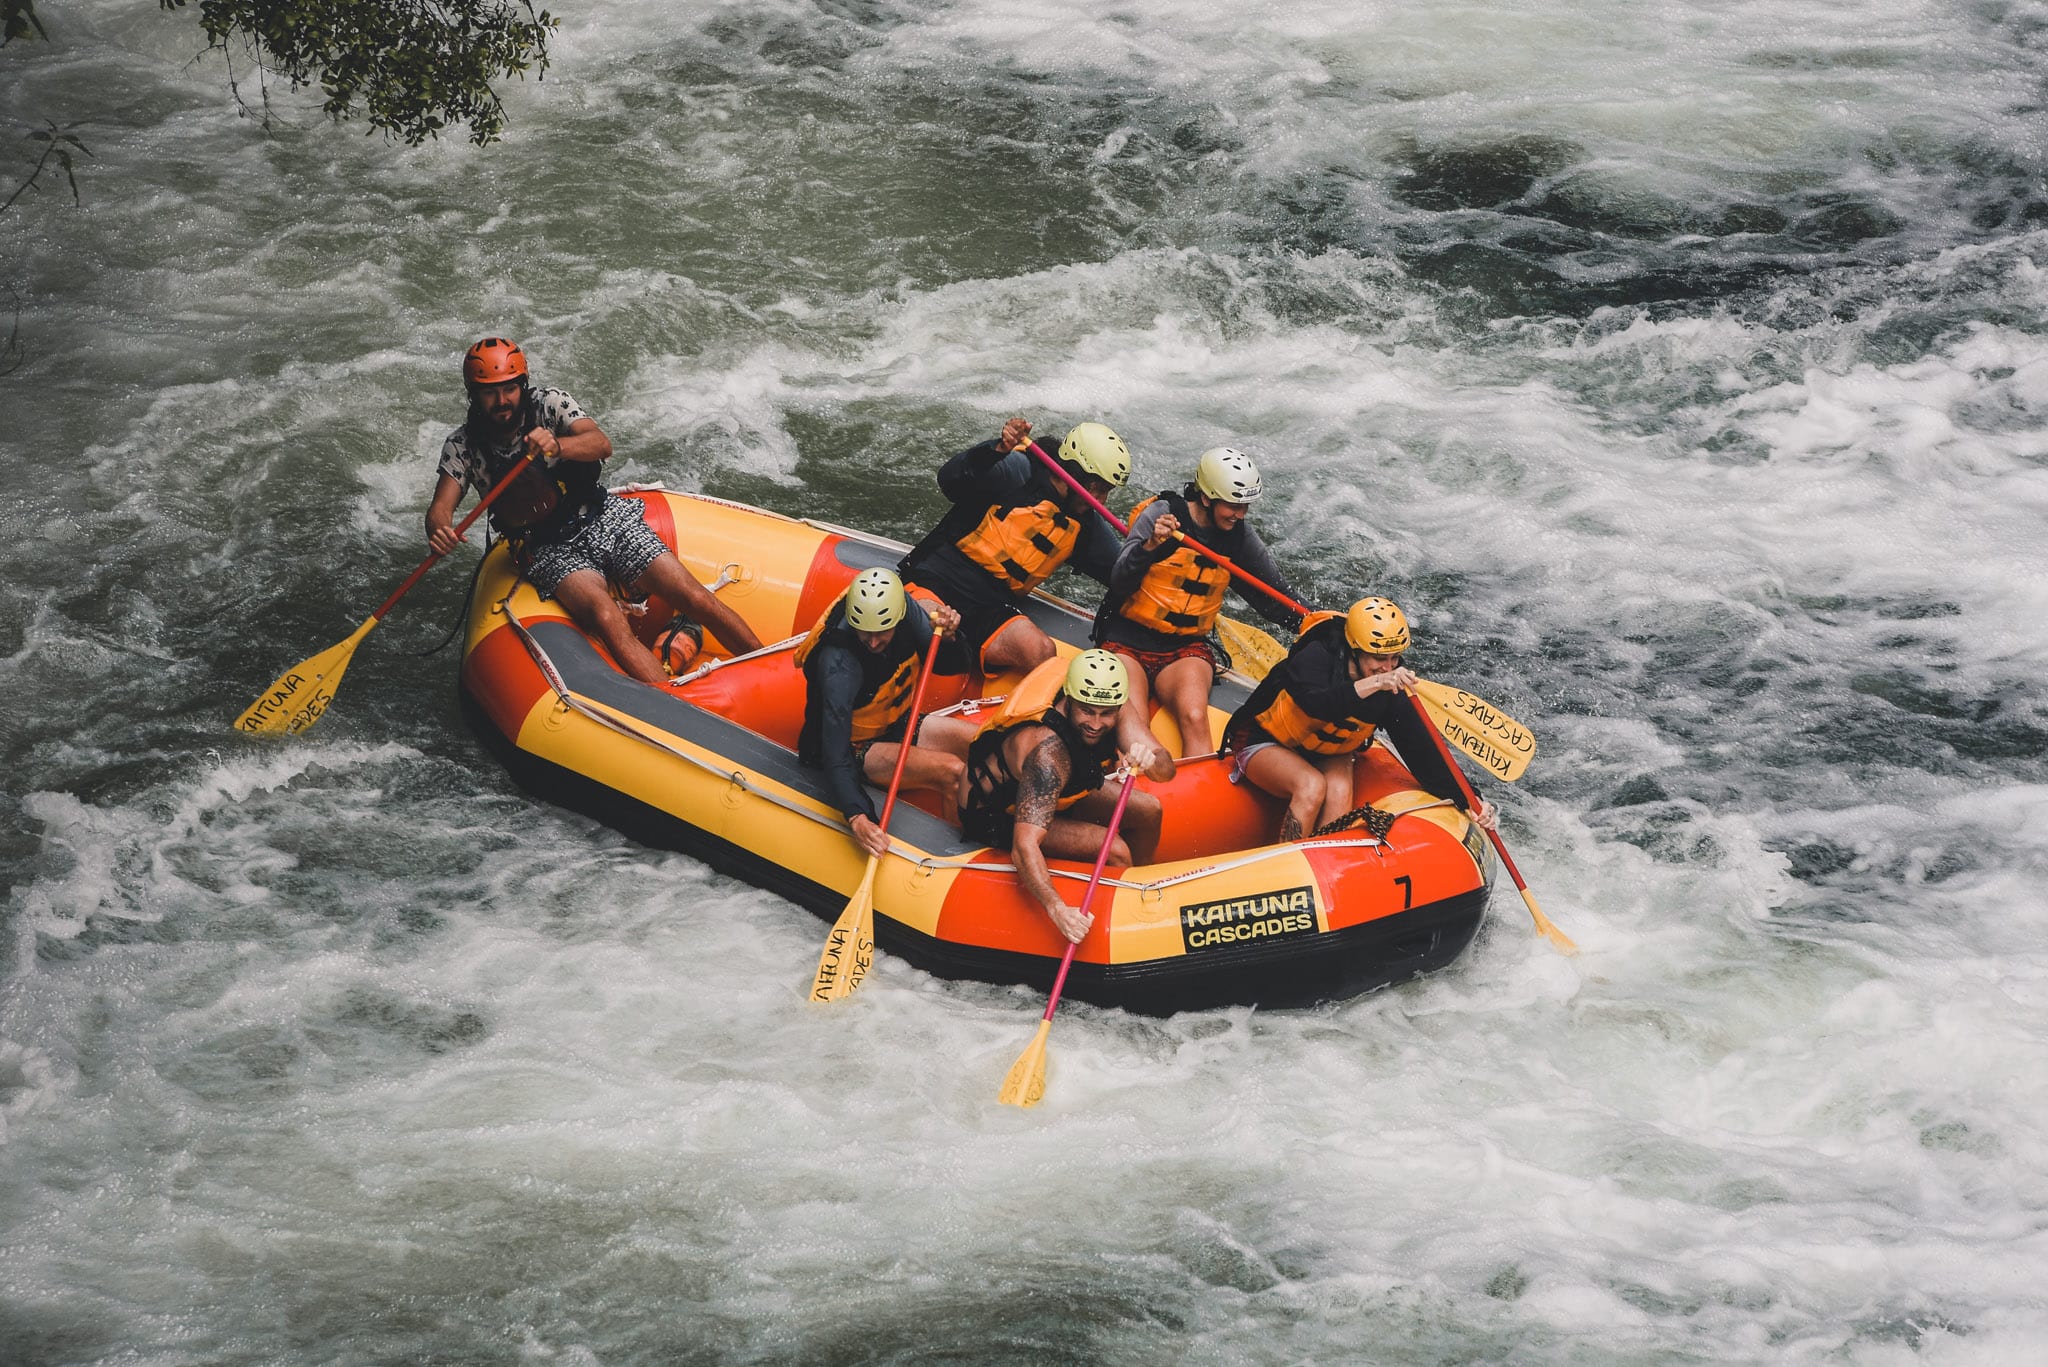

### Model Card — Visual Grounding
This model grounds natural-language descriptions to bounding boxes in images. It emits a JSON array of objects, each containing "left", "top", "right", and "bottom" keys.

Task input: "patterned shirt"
[{"left": 436, "top": 387, "right": 590, "bottom": 496}]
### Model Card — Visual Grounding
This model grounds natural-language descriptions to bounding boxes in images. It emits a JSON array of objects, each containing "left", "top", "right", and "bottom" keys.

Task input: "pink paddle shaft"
[
  {"left": 1037, "top": 771, "right": 1138, "bottom": 1023},
  {"left": 875, "top": 627, "right": 947, "bottom": 833},
  {"left": 1023, "top": 440, "right": 1312, "bottom": 618}
]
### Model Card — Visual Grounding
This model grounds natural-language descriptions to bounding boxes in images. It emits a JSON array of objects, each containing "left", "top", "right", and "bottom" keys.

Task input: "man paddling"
[
  {"left": 1095, "top": 446, "right": 1302, "bottom": 759},
  {"left": 1225, "top": 597, "right": 1497, "bottom": 842},
  {"left": 899, "top": 416, "right": 1129, "bottom": 675},
  {"left": 424, "top": 337, "right": 761, "bottom": 684},
  {"left": 958, "top": 650, "right": 1174, "bottom": 943},
  {"left": 798, "top": 568, "right": 977, "bottom": 858}
]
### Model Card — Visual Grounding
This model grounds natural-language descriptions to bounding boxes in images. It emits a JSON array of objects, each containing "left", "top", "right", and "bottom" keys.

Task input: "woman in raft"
[{"left": 1225, "top": 596, "right": 1497, "bottom": 842}]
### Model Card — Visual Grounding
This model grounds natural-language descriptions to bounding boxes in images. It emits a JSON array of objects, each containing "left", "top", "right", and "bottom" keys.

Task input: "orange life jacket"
[
  {"left": 955, "top": 498, "right": 1079, "bottom": 595},
  {"left": 1253, "top": 612, "right": 1373, "bottom": 755},
  {"left": 1116, "top": 494, "right": 1232, "bottom": 637},
  {"left": 1254, "top": 690, "right": 1376, "bottom": 756}
]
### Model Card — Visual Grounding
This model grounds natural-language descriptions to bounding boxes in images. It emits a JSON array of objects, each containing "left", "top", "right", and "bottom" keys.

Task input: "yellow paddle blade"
[
  {"left": 1519, "top": 886, "right": 1578, "bottom": 956},
  {"left": 232, "top": 618, "right": 378, "bottom": 737},
  {"left": 809, "top": 860, "right": 878, "bottom": 1002},
  {"left": 1215, "top": 616, "right": 1287, "bottom": 681},
  {"left": 997, "top": 1018, "right": 1053, "bottom": 1108},
  {"left": 1412, "top": 678, "right": 1536, "bottom": 782}
]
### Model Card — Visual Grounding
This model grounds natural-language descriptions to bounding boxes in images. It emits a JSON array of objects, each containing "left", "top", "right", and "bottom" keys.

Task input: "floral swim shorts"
[{"left": 515, "top": 495, "right": 669, "bottom": 599}]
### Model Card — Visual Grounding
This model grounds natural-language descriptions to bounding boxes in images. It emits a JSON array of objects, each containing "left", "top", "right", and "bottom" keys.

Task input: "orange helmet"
[{"left": 463, "top": 337, "right": 528, "bottom": 386}]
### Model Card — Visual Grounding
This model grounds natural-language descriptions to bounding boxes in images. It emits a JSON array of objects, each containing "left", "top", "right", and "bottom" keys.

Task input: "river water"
[{"left": 4, "top": 0, "right": 2046, "bottom": 1362}]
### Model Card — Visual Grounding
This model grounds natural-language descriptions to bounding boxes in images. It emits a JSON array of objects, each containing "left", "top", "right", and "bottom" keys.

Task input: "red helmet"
[{"left": 463, "top": 337, "right": 528, "bottom": 386}]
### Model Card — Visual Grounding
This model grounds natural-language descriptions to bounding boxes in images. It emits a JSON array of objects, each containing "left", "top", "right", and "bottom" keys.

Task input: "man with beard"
[
  {"left": 424, "top": 337, "right": 760, "bottom": 683},
  {"left": 957, "top": 649, "right": 1175, "bottom": 943}
]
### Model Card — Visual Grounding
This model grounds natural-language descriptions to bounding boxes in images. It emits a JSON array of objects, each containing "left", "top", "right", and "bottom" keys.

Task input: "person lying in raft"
[
  {"left": 1224, "top": 596, "right": 1497, "bottom": 843},
  {"left": 1094, "top": 446, "right": 1303, "bottom": 760},
  {"left": 424, "top": 337, "right": 762, "bottom": 685},
  {"left": 899, "top": 416, "right": 1129, "bottom": 675},
  {"left": 798, "top": 568, "right": 978, "bottom": 859},
  {"left": 958, "top": 650, "right": 1175, "bottom": 943}
]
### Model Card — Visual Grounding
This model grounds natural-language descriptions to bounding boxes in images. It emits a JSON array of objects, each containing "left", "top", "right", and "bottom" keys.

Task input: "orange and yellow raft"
[{"left": 459, "top": 490, "right": 1494, "bottom": 1014}]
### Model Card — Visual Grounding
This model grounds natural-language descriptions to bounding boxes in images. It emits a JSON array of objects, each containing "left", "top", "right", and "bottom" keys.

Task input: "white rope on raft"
[{"left": 495, "top": 592, "right": 1440, "bottom": 895}]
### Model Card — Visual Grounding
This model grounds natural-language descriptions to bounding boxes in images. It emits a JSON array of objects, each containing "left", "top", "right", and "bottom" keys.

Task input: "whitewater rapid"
[{"left": 3, "top": 0, "right": 2046, "bottom": 1361}]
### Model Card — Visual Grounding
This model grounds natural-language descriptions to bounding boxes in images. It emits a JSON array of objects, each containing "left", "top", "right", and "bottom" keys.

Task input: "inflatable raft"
[{"left": 459, "top": 490, "right": 1494, "bottom": 1014}]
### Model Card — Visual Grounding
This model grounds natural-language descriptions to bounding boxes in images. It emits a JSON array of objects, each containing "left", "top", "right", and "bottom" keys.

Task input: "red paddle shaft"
[
  {"left": 1024, "top": 440, "right": 1312, "bottom": 618},
  {"left": 375, "top": 451, "right": 539, "bottom": 621}
]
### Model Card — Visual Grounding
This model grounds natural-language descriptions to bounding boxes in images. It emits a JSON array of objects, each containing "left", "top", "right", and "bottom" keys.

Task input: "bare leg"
[
  {"left": 631, "top": 553, "right": 762, "bottom": 656},
  {"left": 1152, "top": 655, "right": 1219, "bottom": 759},
  {"left": 1117, "top": 653, "right": 1157, "bottom": 752},
  {"left": 1241, "top": 744, "right": 1326, "bottom": 844},
  {"left": 1315, "top": 753, "right": 1356, "bottom": 831},
  {"left": 1068, "top": 783, "right": 1163, "bottom": 864},
  {"left": 980, "top": 615, "right": 1057, "bottom": 675},
  {"left": 554, "top": 569, "right": 668, "bottom": 684},
  {"left": 862, "top": 742, "right": 967, "bottom": 821},
  {"left": 1037, "top": 813, "right": 1132, "bottom": 868}
]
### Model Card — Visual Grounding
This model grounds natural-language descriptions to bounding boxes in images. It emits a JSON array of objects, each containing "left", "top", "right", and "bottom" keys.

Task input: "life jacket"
[
  {"left": 954, "top": 491, "right": 1079, "bottom": 595},
  {"left": 1254, "top": 615, "right": 1375, "bottom": 755},
  {"left": 1116, "top": 493, "right": 1233, "bottom": 637},
  {"left": 794, "top": 592, "right": 924, "bottom": 744},
  {"left": 470, "top": 391, "right": 604, "bottom": 544},
  {"left": 961, "top": 657, "right": 1119, "bottom": 822}
]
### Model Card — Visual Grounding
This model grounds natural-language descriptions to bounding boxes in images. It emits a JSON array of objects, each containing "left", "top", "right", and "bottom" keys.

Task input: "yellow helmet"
[
  {"left": 845, "top": 567, "right": 908, "bottom": 633},
  {"left": 1344, "top": 597, "right": 1410, "bottom": 654},
  {"left": 1063, "top": 648, "right": 1130, "bottom": 707},
  {"left": 1058, "top": 422, "right": 1131, "bottom": 488},
  {"left": 1194, "top": 446, "right": 1263, "bottom": 503}
]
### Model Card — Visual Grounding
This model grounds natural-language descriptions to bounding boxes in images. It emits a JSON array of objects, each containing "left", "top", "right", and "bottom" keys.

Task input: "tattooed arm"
[{"left": 1009, "top": 732, "right": 1091, "bottom": 943}]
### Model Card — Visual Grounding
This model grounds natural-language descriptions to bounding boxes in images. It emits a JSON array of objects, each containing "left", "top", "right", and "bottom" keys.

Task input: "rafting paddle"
[
  {"left": 809, "top": 622, "right": 949, "bottom": 1002},
  {"left": 1214, "top": 615, "right": 1289, "bottom": 681},
  {"left": 997, "top": 765, "right": 1138, "bottom": 1108},
  {"left": 233, "top": 450, "right": 537, "bottom": 737},
  {"left": 1405, "top": 693, "right": 1575, "bottom": 954},
  {"left": 1410, "top": 678, "right": 1536, "bottom": 782},
  {"left": 1024, "top": 440, "right": 1303, "bottom": 670}
]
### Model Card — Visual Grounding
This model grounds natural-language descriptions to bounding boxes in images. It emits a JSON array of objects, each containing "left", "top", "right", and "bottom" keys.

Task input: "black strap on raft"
[{"left": 1310, "top": 803, "right": 1398, "bottom": 840}]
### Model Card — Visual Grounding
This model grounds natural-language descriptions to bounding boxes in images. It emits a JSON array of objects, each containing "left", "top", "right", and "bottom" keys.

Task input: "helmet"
[
  {"left": 1344, "top": 597, "right": 1411, "bottom": 655},
  {"left": 1194, "top": 447, "right": 1263, "bottom": 503},
  {"left": 1063, "top": 649, "right": 1130, "bottom": 708},
  {"left": 1058, "top": 422, "right": 1131, "bottom": 488},
  {"left": 464, "top": 337, "right": 528, "bottom": 386},
  {"left": 844, "top": 567, "right": 908, "bottom": 633}
]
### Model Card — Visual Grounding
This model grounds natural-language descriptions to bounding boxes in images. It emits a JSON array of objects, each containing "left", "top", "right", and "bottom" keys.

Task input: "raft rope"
[
  {"left": 1311, "top": 803, "right": 1400, "bottom": 840},
  {"left": 496, "top": 593, "right": 1450, "bottom": 895},
  {"left": 666, "top": 631, "right": 804, "bottom": 687}
]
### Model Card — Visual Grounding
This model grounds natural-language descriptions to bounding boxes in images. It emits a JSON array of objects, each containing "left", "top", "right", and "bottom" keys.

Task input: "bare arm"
[
  {"left": 1009, "top": 735, "right": 1091, "bottom": 942},
  {"left": 526, "top": 416, "right": 613, "bottom": 464},
  {"left": 1112, "top": 713, "right": 1177, "bottom": 784},
  {"left": 425, "top": 474, "right": 467, "bottom": 555},
  {"left": 667, "top": 570, "right": 764, "bottom": 655}
]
